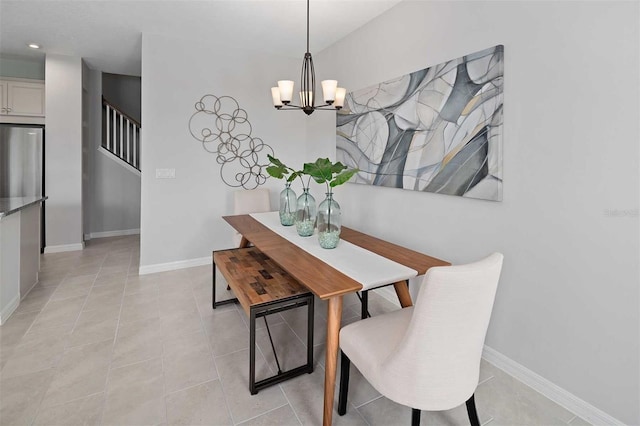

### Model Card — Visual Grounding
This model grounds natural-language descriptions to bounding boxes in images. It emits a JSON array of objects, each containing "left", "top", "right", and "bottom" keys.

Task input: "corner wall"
[
  {"left": 102, "top": 72, "right": 141, "bottom": 123},
  {"left": 87, "top": 68, "right": 141, "bottom": 237},
  {"left": 140, "top": 33, "right": 307, "bottom": 270},
  {"left": 311, "top": 1, "right": 639, "bottom": 424},
  {"left": 45, "top": 54, "right": 84, "bottom": 251}
]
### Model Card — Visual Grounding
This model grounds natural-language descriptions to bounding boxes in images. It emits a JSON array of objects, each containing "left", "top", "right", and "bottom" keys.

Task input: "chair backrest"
[
  {"left": 382, "top": 253, "right": 503, "bottom": 411},
  {"left": 234, "top": 188, "right": 271, "bottom": 215}
]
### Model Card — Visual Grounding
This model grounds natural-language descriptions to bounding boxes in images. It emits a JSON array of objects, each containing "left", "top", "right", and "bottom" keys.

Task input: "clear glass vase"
[
  {"left": 317, "top": 192, "right": 341, "bottom": 249},
  {"left": 279, "top": 183, "right": 297, "bottom": 226},
  {"left": 295, "top": 187, "right": 316, "bottom": 237}
]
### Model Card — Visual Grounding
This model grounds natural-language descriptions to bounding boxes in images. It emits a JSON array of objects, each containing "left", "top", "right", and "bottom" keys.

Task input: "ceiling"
[{"left": 0, "top": 0, "right": 402, "bottom": 76}]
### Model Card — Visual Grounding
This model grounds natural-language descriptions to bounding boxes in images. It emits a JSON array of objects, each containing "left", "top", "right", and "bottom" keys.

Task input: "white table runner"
[{"left": 250, "top": 211, "right": 417, "bottom": 290}]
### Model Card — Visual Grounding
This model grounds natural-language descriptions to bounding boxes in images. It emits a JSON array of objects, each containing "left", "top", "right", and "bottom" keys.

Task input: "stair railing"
[{"left": 102, "top": 97, "right": 141, "bottom": 170}]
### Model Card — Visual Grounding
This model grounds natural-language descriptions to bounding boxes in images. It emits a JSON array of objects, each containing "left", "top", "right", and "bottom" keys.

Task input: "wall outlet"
[{"left": 155, "top": 168, "right": 175, "bottom": 179}]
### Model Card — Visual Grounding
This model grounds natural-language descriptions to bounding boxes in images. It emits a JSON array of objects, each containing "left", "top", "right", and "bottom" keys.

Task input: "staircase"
[{"left": 102, "top": 97, "right": 140, "bottom": 171}]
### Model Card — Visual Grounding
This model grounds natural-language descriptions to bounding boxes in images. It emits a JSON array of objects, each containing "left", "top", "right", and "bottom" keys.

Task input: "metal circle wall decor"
[{"left": 189, "top": 94, "right": 274, "bottom": 189}]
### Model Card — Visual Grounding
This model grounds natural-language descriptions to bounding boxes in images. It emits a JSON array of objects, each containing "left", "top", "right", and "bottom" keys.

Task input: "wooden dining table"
[{"left": 223, "top": 213, "right": 449, "bottom": 425}]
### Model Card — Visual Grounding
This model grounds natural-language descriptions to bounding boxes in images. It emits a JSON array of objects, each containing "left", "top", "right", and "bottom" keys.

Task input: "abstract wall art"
[
  {"left": 336, "top": 45, "right": 504, "bottom": 201},
  {"left": 189, "top": 95, "right": 273, "bottom": 189}
]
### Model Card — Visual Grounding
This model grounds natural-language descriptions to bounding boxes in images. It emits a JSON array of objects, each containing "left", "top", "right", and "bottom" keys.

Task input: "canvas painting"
[{"left": 336, "top": 45, "right": 504, "bottom": 201}]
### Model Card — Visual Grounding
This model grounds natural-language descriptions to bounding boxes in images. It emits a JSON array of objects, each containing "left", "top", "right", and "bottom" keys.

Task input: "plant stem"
[
  {"left": 304, "top": 192, "right": 310, "bottom": 220},
  {"left": 326, "top": 183, "right": 332, "bottom": 231}
]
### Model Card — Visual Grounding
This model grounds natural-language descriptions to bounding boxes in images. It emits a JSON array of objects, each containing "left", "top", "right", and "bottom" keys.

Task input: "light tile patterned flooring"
[{"left": 0, "top": 236, "right": 591, "bottom": 425}]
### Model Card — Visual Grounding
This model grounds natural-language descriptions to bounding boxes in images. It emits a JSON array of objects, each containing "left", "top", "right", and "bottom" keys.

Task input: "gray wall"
[
  {"left": 45, "top": 54, "right": 83, "bottom": 250},
  {"left": 0, "top": 55, "right": 45, "bottom": 80},
  {"left": 88, "top": 69, "right": 141, "bottom": 235},
  {"left": 310, "top": 1, "right": 639, "bottom": 424},
  {"left": 102, "top": 72, "right": 141, "bottom": 123},
  {"left": 82, "top": 61, "right": 91, "bottom": 239},
  {"left": 140, "top": 33, "right": 306, "bottom": 269}
]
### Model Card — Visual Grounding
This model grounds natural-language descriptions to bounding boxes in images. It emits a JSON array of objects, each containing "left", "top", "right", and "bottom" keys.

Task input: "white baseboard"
[
  {"left": 44, "top": 242, "right": 85, "bottom": 253},
  {"left": 139, "top": 256, "right": 210, "bottom": 275},
  {"left": 89, "top": 229, "right": 140, "bottom": 239},
  {"left": 482, "top": 345, "right": 624, "bottom": 426},
  {"left": 376, "top": 287, "right": 623, "bottom": 425},
  {"left": 0, "top": 294, "right": 20, "bottom": 325},
  {"left": 21, "top": 276, "right": 39, "bottom": 301}
]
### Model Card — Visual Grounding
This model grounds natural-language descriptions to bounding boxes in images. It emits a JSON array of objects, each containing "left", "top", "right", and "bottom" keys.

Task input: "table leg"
[
  {"left": 393, "top": 280, "right": 413, "bottom": 308},
  {"left": 239, "top": 236, "right": 250, "bottom": 248},
  {"left": 323, "top": 295, "right": 343, "bottom": 426}
]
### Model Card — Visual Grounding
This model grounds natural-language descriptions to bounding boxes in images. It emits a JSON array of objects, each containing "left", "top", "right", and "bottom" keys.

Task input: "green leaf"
[
  {"left": 286, "top": 171, "right": 301, "bottom": 183},
  {"left": 266, "top": 164, "right": 288, "bottom": 179},
  {"left": 266, "top": 155, "right": 293, "bottom": 179},
  {"left": 268, "top": 155, "right": 286, "bottom": 168},
  {"left": 330, "top": 168, "right": 358, "bottom": 187},
  {"left": 303, "top": 158, "right": 334, "bottom": 184},
  {"left": 331, "top": 161, "right": 347, "bottom": 174}
]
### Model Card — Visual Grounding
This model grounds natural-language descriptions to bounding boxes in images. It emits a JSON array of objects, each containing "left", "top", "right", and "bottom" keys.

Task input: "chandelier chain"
[{"left": 306, "top": 0, "right": 310, "bottom": 53}]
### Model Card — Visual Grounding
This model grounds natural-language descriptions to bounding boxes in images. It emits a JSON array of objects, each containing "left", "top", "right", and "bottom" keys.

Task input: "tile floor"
[{"left": 0, "top": 236, "right": 591, "bottom": 426}]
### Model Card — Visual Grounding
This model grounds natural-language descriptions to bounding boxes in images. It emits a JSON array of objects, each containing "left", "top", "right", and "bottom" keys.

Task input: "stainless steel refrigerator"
[{"left": 0, "top": 124, "right": 45, "bottom": 249}]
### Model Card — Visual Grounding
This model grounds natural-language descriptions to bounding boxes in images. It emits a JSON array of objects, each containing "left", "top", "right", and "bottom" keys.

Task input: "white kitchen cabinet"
[{"left": 0, "top": 79, "right": 45, "bottom": 117}]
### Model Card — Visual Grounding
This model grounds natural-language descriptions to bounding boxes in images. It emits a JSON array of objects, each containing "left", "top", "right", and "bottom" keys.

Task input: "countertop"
[{"left": 0, "top": 196, "right": 47, "bottom": 218}]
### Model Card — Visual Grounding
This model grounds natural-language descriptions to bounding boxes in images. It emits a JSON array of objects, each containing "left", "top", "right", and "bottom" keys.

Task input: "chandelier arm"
[
  {"left": 313, "top": 104, "right": 343, "bottom": 110},
  {"left": 275, "top": 104, "right": 303, "bottom": 110},
  {"left": 276, "top": 103, "right": 340, "bottom": 111}
]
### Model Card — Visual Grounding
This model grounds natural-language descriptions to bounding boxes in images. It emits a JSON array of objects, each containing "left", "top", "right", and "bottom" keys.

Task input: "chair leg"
[
  {"left": 466, "top": 394, "right": 480, "bottom": 426},
  {"left": 411, "top": 408, "right": 421, "bottom": 426},
  {"left": 337, "top": 351, "right": 350, "bottom": 415}
]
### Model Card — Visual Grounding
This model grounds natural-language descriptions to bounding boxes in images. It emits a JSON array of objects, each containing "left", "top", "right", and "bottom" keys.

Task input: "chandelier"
[{"left": 270, "top": 0, "right": 346, "bottom": 115}]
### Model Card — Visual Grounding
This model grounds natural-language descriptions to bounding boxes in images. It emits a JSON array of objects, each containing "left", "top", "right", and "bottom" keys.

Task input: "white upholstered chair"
[
  {"left": 232, "top": 188, "right": 271, "bottom": 247},
  {"left": 338, "top": 253, "right": 504, "bottom": 425}
]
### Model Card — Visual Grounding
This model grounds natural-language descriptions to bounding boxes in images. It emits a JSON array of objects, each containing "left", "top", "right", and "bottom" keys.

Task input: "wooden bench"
[{"left": 212, "top": 247, "right": 314, "bottom": 394}]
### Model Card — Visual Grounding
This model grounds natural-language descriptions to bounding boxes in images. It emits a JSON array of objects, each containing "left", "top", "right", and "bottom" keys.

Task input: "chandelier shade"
[{"left": 271, "top": 0, "right": 345, "bottom": 115}]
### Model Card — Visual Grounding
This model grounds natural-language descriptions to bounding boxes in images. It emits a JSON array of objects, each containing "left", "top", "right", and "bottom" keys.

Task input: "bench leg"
[
  {"left": 249, "top": 296, "right": 315, "bottom": 394},
  {"left": 307, "top": 294, "right": 314, "bottom": 372},
  {"left": 212, "top": 251, "right": 239, "bottom": 309},
  {"left": 212, "top": 256, "right": 216, "bottom": 310},
  {"left": 263, "top": 316, "right": 282, "bottom": 374},
  {"left": 249, "top": 308, "right": 257, "bottom": 395}
]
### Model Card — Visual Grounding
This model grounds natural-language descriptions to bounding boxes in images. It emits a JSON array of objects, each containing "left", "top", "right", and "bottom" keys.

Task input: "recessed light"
[{"left": 28, "top": 43, "right": 40, "bottom": 49}]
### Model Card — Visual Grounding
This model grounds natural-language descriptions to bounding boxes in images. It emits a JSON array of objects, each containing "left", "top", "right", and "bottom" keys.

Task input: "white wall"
[
  {"left": 140, "top": 33, "right": 307, "bottom": 270},
  {"left": 311, "top": 1, "right": 639, "bottom": 424},
  {"left": 45, "top": 54, "right": 84, "bottom": 250}
]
